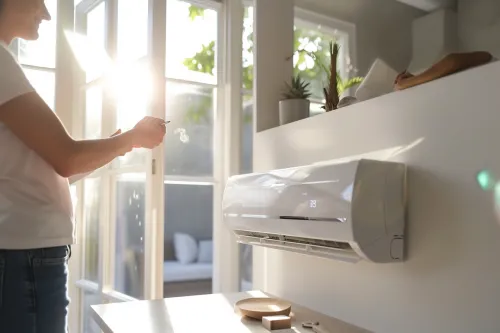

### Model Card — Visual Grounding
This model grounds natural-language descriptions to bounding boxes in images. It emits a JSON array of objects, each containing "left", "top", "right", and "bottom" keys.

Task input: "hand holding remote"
[{"left": 130, "top": 116, "right": 167, "bottom": 149}]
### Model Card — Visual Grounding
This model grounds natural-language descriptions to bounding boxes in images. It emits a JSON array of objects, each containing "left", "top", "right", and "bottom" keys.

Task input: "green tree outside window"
[{"left": 183, "top": 5, "right": 347, "bottom": 101}]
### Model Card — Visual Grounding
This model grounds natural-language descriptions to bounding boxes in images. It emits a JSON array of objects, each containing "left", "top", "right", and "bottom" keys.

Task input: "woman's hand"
[
  {"left": 129, "top": 116, "right": 167, "bottom": 149},
  {"left": 394, "top": 71, "right": 414, "bottom": 91}
]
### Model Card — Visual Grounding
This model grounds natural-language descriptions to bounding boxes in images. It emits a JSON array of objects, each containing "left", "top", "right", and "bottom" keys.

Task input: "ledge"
[{"left": 254, "top": 60, "right": 500, "bottom": 171}]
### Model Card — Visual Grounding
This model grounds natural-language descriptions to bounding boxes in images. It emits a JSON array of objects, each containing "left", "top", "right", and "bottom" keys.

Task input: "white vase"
[{"left": 279, "top": 99, "right": 310, "bottom": 125}]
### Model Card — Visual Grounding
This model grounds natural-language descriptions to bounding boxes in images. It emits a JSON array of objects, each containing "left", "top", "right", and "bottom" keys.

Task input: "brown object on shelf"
[
  {"left": 235, "top": 297, "right": 292, "bottom": 320},
  {"left": 394, "top": 51, "right": 494, "bottom": 91},
  {"left": 262, "top": 315, "right": 292, "bottom": 330}
]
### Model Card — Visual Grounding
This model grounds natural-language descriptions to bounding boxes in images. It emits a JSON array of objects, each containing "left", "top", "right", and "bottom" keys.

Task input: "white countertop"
[{"left": 91, "top": 290, "right": 371, "bottom": 333}]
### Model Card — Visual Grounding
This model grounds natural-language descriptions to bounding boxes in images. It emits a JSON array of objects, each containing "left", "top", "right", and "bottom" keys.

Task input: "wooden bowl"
[{"left": 235, "top": 297, "right": 292, "bottom": 320}]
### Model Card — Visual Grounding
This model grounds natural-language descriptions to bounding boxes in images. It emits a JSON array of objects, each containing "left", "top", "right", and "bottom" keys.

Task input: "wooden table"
[{"left": 91, "top": 290, "right": 371, "bottom": 333}]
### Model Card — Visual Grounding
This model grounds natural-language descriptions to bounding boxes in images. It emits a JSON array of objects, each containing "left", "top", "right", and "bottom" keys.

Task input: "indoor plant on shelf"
[
  {"left": 294, "top": 41, "right": 364, "bottom": 111},
  {"left": 279, "top": 74, "right": 312, "bottom": 125},
  {"left": 321, "top": 41, "right": 364, "bottom": 111}
]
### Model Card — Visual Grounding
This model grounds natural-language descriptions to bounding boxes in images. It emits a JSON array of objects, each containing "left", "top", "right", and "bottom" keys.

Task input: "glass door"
[
  {"left": 161, "top": 0, "right": 220, "bottom": 298},
  {"left": 72, "top": 0, "right": 163, "bottom": 331},
  {"left": 109, "top": 0, "right": 151, "bottom": 301}
]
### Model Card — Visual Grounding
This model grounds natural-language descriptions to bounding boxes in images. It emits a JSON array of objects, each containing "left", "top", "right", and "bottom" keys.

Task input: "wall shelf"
[{"left": 255, "top": 61, "right": 500, "bottom": 170}]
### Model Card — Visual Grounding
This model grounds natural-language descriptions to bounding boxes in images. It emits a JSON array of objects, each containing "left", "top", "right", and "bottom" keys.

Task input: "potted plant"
[
  {"left": 321, "top": 41, "right": 364, "bottom": 111},
  {"left": 291, "top": 41, "right": 364, "bottom": 111},
  {"left": 279, "top": 74, "right": 312, "bottom": 125},
  {"left": 322, "top": 42, "right": 363, "bottom": 112}
]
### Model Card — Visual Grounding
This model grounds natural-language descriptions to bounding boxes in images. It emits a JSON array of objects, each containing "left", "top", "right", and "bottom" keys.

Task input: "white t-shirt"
[{"left": 0, "top": 42, "right": 75, "bottom": 249}]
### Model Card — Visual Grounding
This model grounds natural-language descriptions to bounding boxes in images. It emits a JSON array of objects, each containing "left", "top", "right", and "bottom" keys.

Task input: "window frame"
[{"left": 72, "top": 0, "right": 229, "bottom": 324}]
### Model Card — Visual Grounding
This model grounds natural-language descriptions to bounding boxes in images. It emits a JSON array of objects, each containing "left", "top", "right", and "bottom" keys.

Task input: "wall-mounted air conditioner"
[{"left": 222, "top": 159, "right": 407, "bottom": 263}]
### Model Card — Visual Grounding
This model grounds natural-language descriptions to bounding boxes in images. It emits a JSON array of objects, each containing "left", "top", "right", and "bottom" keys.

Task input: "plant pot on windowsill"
[
  {"left": 279, "top": 99, "right": 310, "bottom": 125},
  {"left": 279, "top": 75, "right": 312, "bottom": 125}
]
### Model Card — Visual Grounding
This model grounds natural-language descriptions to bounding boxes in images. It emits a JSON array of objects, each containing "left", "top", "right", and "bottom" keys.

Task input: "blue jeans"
[{"left": 0, "top": 245, "right": 71, "bottom": 333}]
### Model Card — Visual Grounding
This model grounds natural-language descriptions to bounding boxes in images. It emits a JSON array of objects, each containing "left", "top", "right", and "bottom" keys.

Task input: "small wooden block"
[{"left": 262, "top": 315, "right": 292, "bottom": 330}]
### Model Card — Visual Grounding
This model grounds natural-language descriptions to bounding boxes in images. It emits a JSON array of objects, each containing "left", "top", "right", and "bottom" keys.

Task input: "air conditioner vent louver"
[{"left": 234, "top": 230, "right": 353, "bottom": 251}]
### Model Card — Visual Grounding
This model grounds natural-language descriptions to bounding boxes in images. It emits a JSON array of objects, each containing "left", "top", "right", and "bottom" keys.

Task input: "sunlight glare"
[
  {"left": 64, "top": 30, "right": 111, "bottom": 79},
  {"left": 106, "top": 61, "right": 153, "bottom": 107},
  {"left": 163, "top": 294, "right": 253, "bottom": 333},
  {"left": 65, "top": 30, "right": 154, "bottom": 131}
]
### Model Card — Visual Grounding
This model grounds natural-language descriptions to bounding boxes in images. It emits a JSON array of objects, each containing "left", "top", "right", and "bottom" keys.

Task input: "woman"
[{"left": 0, "top": 0, "right": 166, "bottom": 332}]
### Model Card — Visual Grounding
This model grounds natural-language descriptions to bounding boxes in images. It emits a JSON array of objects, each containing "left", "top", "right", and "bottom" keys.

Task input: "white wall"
[
  {"left": 253, "top": 63, "right": 500, "bottom": 332},
  {"left": 295, "top": 0, "right": 424, "bottom": 74},
  {"left": 458, "top": 0, "right": 500, "bottom": 57}
]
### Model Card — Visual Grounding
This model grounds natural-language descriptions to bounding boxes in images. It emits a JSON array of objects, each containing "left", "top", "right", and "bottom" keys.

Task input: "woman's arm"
[
  {"left": 67, "top": 129, "right": 125, "bottom": 184},
  {"left": 395, "top": 51, "right": 493, "bottom": 90},
  {"left": 0, "top": 92, "right": 165, "bottom": 177}
]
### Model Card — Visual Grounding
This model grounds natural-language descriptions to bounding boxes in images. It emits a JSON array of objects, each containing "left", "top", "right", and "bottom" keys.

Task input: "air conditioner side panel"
[{"left": 351, "top": 160, "right": 407, "bottom": 262}]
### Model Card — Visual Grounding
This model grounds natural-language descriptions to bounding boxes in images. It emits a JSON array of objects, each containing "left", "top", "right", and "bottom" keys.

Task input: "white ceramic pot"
[{"left": 279, "top": 99, "right": 310, "bottom": 125}]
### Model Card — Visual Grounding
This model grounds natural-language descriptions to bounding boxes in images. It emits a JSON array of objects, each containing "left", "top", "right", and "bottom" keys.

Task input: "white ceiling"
[{"left": 395, "top": 0, "right": 457, "bottom": 12}]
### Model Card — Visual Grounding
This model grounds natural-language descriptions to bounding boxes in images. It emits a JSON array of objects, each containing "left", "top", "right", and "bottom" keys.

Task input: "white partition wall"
[
  {"left": 252, "top": 62, "right": 500, "bottom": 333},
  {"left": 251, "top": 0, "right": 294, "bottom": 290},
  {"left": 253, "top": 0, "right": 294, "bottom": 132}
]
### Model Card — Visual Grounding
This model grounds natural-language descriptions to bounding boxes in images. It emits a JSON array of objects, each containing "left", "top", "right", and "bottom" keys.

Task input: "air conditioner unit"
[{"left": 222, "top": 159, "right": 407, "bottom": 263}]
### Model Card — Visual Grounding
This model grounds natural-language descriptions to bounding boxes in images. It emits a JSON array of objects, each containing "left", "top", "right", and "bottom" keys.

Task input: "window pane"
[
  {"left": 113, "top": 62, "right": 151, "bottom": 168},
  {"left": 83, "top": 178, "right": 101, "bottom": 282},
  {"left": 240, "top": 93, "right": 253, "bottom": 292},
  {"left": 164, "top": 82, "right": 214, "bottom": 177},
  {"left": 166, "top": 0, "right": 218, "bottom": 84},
  {"left": 23, "top": 68, "right": 55, "bottom": 110},
  {"left": 81, "top": 290, "right": 101, "bottom": 333},
  {"left": 310, "top": 102, "right": 325, "bottom": 117},
  {"left": 242, "top": 6, "right": 254, "bottom": 90},
  {"left": 85, "top": 86, "right": 102, "bottom": 139},
  {"left": 18, "top": 0, "right": 57, "bottom": 68},
  {"left": 163, "top": 184, "right": 213, "bottom": 298},
  {"left": 240, "top": 244, "right": 253, "bottom": 291},
  {"left": 240, "top": 93, "right": 253, "bottom": 175},
  {"left": 86, "top": 2, "right": 106, "bottom": 82},
  {"left": 293, "top": 24, "right": 349, "bottom": 101},
  {"left": 118, "top": 0, "right": 148, "bottom": 62},
  {"left": 114, "top": 173, "right": 146, "bottom": 299}
]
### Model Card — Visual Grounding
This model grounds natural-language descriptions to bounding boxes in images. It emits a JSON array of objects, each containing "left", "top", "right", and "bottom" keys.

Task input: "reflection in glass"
[
  {"left": 23, "top": 68, "right": 55, "bottom": 110},
  {"left": 166, "top": 0, "right": 218, "bottom": 84},
  {"left": 83, "top": 178, "right": 101, "bottom": 282},
  {"left": 85, "top": 86, "right": 102, "bottom": 139},
  {"left": 164, "top": 82, "right": 214, "bottom": 177},
  {"left": 18, "top": 0, "right": 57, "bottom": 68},
  {"left": 114, "top": 174, "right": 146, "bottom": 299},
  {"left": 163, "top": 184, "right": 213, "bottom": 298}
]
